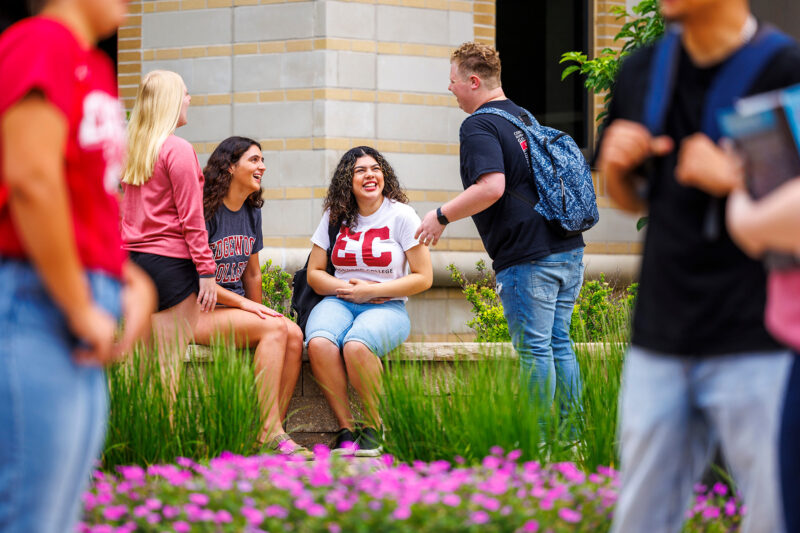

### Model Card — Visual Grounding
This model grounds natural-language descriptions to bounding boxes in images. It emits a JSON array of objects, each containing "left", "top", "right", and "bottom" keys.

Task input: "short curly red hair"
[{"left": 451, "top": 41, "right": 502, "bottom": 89}]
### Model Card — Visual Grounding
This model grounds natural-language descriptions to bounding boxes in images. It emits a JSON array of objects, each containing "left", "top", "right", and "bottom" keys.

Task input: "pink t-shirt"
[
  {"left": 120, "top": 134, "right": 215, "bottom": 276},
  {"left": 0, "top": 17, "right": 127, "bottom": 278},
  {"left": 765, "top": 269, "right": 800, "bottom": 351}
]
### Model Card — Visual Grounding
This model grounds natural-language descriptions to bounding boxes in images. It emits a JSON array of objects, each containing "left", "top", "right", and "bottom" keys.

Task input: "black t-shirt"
[
  {"left": 600, "top": 35, "right": 800, "bottom": 356},
  {"left": 206, "top": 203, "right": 263, "bottom": 297},
  {"left": 459, "top": 99, "right": 584, "bottom": 272}
]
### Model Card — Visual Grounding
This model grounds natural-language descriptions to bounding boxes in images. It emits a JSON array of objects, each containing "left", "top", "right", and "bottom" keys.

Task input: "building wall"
[{"left": 119, "top": 0, "right": 641, "bottom": 340}]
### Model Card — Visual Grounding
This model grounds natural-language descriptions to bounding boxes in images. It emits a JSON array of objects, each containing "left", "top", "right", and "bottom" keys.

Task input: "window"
[{"left": 496, "top": 0, "right": 590, "bottom": 150}]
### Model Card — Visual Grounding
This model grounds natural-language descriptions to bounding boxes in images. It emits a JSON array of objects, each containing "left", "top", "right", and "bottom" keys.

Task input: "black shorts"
[{"left": 129, "top": 252, "right": 199, "bottom": 311}]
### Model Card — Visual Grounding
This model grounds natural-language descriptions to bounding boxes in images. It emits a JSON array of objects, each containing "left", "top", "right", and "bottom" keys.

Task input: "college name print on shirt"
[
  {"left": 78, "top": 90, "right": 126, "bottom": 193},
  {"left": 210, "top": 234, "right": 256, "bottom": 284},
  {"left": 332, "top": 226, "right": 395, "bottom": 274}
]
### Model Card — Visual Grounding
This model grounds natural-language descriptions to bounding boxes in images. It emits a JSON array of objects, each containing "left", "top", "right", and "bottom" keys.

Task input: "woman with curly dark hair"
[
  {"left": 306, "top": 146, "right": 432, "bottom": 457},
  {"left": 195, "top": 136, "right": 308, "bottom": 458}
]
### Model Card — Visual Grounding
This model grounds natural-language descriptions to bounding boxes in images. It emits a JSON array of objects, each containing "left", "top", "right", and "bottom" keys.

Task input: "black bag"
[{"left": 290, "top": 220, "right": 341, "bottom": 334}]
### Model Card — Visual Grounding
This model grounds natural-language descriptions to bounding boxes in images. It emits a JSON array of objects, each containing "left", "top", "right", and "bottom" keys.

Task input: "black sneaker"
[
  {"left": 330, "top": 427, "right": 358, "bottom": 456},
  {"left": 354, "top": 426, "right": 383, "bottom": 457}
]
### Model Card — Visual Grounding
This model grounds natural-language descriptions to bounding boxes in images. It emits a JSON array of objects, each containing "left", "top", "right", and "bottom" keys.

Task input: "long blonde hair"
[{"left": 122, "top": 70, "right": 185, "bottom": 186}]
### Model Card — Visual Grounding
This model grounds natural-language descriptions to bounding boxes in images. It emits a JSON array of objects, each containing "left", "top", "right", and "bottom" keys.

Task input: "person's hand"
[
  {"left": 240, "top": 298, "right": 283, "bottom": 319},
  {"left": 415, "top": 210, "right": 446, "bottom": 246},
  {"left": 336, "top": 278, "right": 379, "bottom": 304},
  {"left": 68, "top": 304, "right": 118, "bottom": 366},
  {"left": 114, "top": 261, "right": 157, "bottom": 358},
  {"left": 726, "top": 188, "right": 765, "bottom": 258},
  {"left": 675, "top": 134, "right": 745, "bottom": 196},
  {"left": 598, "top": 119, "right": 674, "bottom": 178},
  {"left": 197, "top": 276, "right": 218, "bottom": 312}
]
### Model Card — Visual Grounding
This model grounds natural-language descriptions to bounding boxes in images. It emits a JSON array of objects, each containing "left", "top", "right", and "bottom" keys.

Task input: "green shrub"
[
  {"left": 260, "top": 259, "right": 293, "bottom": 317},
  {"left": 570, "top": 274, "right": 637, "bottom": 342},
  {"left": 447, "top": 260, "right": 510, "bottom": 342},
  {"left": 448, "top": 261, "right": 636, "bottom": 344}
]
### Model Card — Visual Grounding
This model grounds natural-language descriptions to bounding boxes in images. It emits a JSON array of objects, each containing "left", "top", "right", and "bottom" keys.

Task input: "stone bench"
[{"left": 184, "top": 342, "right": 621, "bottom": 447}]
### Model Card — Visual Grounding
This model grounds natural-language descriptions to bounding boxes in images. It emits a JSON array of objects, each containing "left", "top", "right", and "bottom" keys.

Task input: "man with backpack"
[
  {"left": 416, "top": 41, "right": 594, "bottom": 428},
  {"left": 596, "top": 0, "right": 800, "bottom": 530}
]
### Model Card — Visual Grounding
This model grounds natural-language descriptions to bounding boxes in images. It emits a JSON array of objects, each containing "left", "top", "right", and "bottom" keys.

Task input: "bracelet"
[{"left": 436, "top": 206, "right": 449, "bottom": 226}]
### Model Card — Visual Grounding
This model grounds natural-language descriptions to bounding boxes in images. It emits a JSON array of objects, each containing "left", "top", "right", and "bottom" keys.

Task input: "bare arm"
[
  {"left": 727, "top": 179, "right": 800, "bottom": 257},
  {"left": 415, "top": 172, "right": 505, "bottom": 245},
  {"left": 2, "top": 93, "right": 117, "bottom": 363},
  {"left": 242, "top": 254, "right": 262, "bottom": 303},
  {"left": 307, "top": 244, "right": 351, "bottom": 295},
  {"left": 336, "top": 243, "right": 433, "bottom": 303}
]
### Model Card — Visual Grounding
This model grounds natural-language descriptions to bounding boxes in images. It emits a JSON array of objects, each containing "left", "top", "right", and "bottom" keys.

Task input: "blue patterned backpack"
[{"left": 471, "top": 106, "right": 599, "bottom": 237}]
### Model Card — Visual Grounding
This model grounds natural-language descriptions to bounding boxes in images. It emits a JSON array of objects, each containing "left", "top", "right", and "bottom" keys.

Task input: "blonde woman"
[{"left": 121, "top": 70, "right": 217, "bottom": 370}]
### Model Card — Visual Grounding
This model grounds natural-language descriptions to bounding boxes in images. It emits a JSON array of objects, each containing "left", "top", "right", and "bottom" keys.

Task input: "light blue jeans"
[
  {"left": 0, "top": 259, "right": 121, "bottom": 533},
  {"left": 612, "top": 345, "right": 792, "bottom": 533},
  {"left": 305, "top": 297, "right": 410, "bottom": 357},
  {"left": 495, "top": 248, "right": 584, "bottom": 420}
]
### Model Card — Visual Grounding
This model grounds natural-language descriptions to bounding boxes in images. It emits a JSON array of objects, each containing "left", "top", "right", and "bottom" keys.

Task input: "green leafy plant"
[
  {"left": 560, "top": 0, "right": 664, "bottom": 125},
  {"left": 260, "top": 259, "right": 293, "bottom": 317},
  {"left": 447, "top": 260, "right": 510, "bottom": 342},
  {"left": 570, "top": 274, "right": 637, "bottom": 342}
]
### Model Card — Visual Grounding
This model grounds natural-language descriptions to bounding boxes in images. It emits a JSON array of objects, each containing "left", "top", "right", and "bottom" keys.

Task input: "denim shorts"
[
  {"left": 304, "top": 297, "right": 410, "bottom": 357},
  {"left": 0, "top": 257, "right": 121, "bottom": 532}
]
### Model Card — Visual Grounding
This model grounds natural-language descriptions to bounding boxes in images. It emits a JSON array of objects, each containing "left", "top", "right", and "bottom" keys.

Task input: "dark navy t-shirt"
[
  {"left": 206, "top": 203, "right": 263, "bottom": 297},
  {"left": 459, "top": 98, "right": 584, "bottom": 272}
]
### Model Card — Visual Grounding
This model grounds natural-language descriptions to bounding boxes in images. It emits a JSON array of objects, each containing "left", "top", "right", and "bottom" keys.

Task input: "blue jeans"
[
  {"left": 0, "top": 259, "right": 121, "bottom": 533},
  {"left": 613, "top": 346, "right": 792, "bottom": 533},
  {"left": 495, "top": 248, "right": 584, "bottom": 419},
  {"left": 305, "top": 297, "right": 410, "bottom": 357}
]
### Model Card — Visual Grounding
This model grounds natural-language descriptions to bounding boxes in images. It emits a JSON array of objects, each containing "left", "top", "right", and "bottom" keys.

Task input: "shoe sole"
[
  {"left": 354, "top": 448, "right": 382, "bottom": 458},
  {"left": 330, "top": 448, "right": 357, "bottom": 457}
]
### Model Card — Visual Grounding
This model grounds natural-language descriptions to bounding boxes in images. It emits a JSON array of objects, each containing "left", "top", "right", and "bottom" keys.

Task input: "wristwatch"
[{"left": 436, "top": 206, "right": 449, "bottom": 226}]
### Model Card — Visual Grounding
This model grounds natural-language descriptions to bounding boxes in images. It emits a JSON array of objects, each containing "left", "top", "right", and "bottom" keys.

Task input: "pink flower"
[
  {"left": 328, "top": 523, "right": 342, "bottom": 533},
  {"left": 725, "top": 499, "right": 737, "bottom": 517},
  {"left": 162, "top": 506, "right": 180, "bottom": 519},
  {"left": 519, "top": 519, "right": 539, "bottom": 532},
  {"left": 558, "top": 508, "right": 581, "bottom": 523},
  {"left": 712, "top": 482, "right": 728, "bottom": 496},
  {"left": 188, "top": 493, "right": 209, "bottom": 506},
  {"left": 306, "top": 504, "right": 326, "bottom": 517},
  {"left": 470, "top": 511, "right": 490, "bottom": 524},
  {"left": 392, "top": 506, "right": 411, "bottom": 520},
  {"left": 102, "top": 505, "right": 128, "bottom": 521},
  {"left": 241, "top": 507, "right": 263, "bottom": 526},
  {"left": 442, "top": 494, "right": 461, "bottom": 507},
  {"left": 264, "top": 504, "right": 288, "bottom": 519},
  {"left": 173, "top": 522, "right": 190, "bottom": 533},
  {"left": 214, "top": 510, "right": 233, "bottom": 524},
  {"left": 702, "top": 506, "right": 720, "bottom": 520}
]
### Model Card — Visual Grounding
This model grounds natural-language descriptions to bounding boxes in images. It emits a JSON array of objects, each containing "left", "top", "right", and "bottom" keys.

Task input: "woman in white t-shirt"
[{"left": 306, "top": 146, "right": 432, "bottom": 457}]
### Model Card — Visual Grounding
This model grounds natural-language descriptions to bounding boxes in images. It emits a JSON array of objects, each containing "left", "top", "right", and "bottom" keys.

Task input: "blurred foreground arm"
[
  {"left": 727, "top": 178, "right": 800, "bottom": 257},
  {"left": 2, "top": 92, "right": 117, "bottom": 365},
  {"left": 597, "top": 119, "right": 674, "bottom": 213}
]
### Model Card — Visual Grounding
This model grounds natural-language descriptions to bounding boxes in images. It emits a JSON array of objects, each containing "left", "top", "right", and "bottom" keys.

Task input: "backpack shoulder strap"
[
  {"left": 471, "top": 106, "right": 529, "bottom": 131},
  {"left": 703, "top": 25, "right": 794, "bottom": 141},
  {"left": 327, "top": 219, "right": 340, "bottom": 252},
  {"left": 643, "top": 27, "right": 683, "bottom": 135}
]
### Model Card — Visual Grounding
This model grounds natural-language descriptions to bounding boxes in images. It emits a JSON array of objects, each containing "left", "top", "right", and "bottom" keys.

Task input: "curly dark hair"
[
  {"left": 203, "top": 136, "right": 264, "bottom": 220},
  {"left": 323, "top": 146, "right": 408, "bottom": 229}
]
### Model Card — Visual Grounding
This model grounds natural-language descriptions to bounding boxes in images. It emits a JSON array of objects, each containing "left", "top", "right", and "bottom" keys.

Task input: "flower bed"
[{"left": 79, "top": 448, "right": 744, "bottom": 533}]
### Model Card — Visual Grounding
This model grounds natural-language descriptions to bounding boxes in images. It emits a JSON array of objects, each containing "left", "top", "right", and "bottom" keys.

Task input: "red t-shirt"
[{"left": 0, "top": 17, "right": 126, "bottom": 278}]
